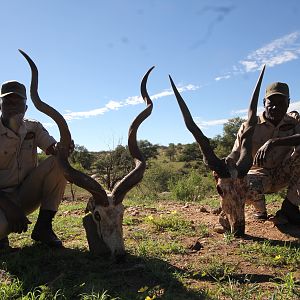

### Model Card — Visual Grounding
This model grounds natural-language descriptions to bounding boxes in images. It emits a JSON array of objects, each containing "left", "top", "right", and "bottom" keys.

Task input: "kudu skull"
[
  {"left": 19, "top": 50, "right": 154, "bottom": 258},
  {"left": 169, "top": 65, "right": 265, "bottom": 236}
]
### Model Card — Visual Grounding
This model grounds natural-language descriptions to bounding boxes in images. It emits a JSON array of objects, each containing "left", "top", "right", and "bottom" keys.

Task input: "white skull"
[{"left": 88, "top": 196, "right": 125, "bottom": 258}]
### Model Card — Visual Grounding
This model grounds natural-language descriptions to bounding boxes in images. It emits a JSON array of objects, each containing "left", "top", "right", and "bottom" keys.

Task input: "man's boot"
[
  {"left": 252, "top": 197, "right": 268, "bottom": 220},
  {"left": 278, "top": 198, "right": 300, "bottom": 225},
  {"left": 31, "top": 210, "right": 63, "bottom": 248}
]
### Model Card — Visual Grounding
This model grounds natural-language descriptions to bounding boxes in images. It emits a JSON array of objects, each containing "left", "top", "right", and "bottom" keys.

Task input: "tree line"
[{"left": 39, "top": 117, "right": 244, "bottom": 200}]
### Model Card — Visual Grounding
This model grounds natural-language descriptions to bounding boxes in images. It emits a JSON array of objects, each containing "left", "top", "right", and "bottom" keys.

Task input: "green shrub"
[{"left": 168, "top": 170, "right": 216, "bottom": 202}]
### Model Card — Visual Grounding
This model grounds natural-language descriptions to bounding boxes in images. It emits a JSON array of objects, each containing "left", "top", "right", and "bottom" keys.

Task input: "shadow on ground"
[
  {"left": 244, "top": 233, "right": 300, "bottom": 248},
  {"left": 275, "top": 223, "right": 300, "bottom": 239},
  {"left": 1, "top": 244, "right": 208, "bottom": 300}
]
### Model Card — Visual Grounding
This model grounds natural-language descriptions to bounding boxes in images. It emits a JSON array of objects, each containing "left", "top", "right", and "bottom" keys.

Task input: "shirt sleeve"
[{"left": 34, "top": 122, "right": 57, "bottom": 152}]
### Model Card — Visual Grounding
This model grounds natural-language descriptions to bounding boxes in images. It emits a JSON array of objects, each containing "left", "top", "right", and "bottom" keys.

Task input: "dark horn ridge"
[
  {"left": 169, "top": 75, "right": 230, "bottom": 178},
  {"left": 19, "top": 49, "right": 109, "bottom": 206},
  {"left": 236, "top": 64, "right": 266, "bottom": 178},
  {"left": 112, "top": 66, "right": 154, "bottom": 204}
]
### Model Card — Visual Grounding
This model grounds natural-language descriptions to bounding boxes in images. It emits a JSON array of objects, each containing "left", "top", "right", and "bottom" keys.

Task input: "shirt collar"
[
  {"left": 0, "top": 117, "right": 27, "bottom": 138},
  {"left": 258, "top": 112, "right": 292, "bottom": 127}
]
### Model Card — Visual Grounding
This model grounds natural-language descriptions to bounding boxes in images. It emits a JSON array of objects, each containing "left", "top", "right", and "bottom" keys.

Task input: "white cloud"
[
  {"left": 215, "top": 74, "right": 231, "bottom": 81},
  {"left": 151, "top": 90, "right": 173, "bottom": 100},
  {"left": 105, "top": 100, "right": 124, "bottom": 110},
  {"left": 63, "top": 107, "right": 109, "bottom": 120},
  {"left": 215, "top": 31, "right": 300, "bottom": 80},
  {"left": 63, "top": 84, "right": 200, "bottom": 121},
  {"left": 239, "top": 31, "right": 300, "bottom": 72},
  {"left": 288, "top": 101, "right": 300, "bottom": 112},
  {"left": 125, "top": 95, "right": 143, "bottom": 105},
  {"left": 195, "top": 117, "right": 228, "bottom": 129}
]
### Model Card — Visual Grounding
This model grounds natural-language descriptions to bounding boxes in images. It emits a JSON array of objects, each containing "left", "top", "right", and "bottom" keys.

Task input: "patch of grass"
[
  {"left": 2, "top": 193, "right": 300, "bottom": 300},
  {"left": 239, "top": 241, "right": 300, "bottom": 268},
  {"left": 123, "top": 216, "right": 141, "bottom": 226},
  {"left": 202, "top": 259, "right": 238, "bottom": 281},
  {"left": 123, "top": 197, "right": 159, "bottom": 208},
  {"left": 79, "top": 290, "right": 120, "bottom": 300},
  {"left": 128, "top": 228, "right": 148, "bottom": 241},
  {"left": 211, "top": 277, "right": 262, "bottom": 300},
  {"left": 198, "top": 196, "right": 220, "bottom": 209},
  {"left": 272, "top": 272, "right": 300, "bottom": 299},
  {"left": 134, "top": 238, "right": 186, "bottom": 257},
  {"left": 144, "top": 213, "right": 196, "bottom": 236},
  {"left": 0, "top": 276, "right": 23, "bottom": 300},
  {"left": 223, "top": 232, "right": 236, "bottom": 244}
]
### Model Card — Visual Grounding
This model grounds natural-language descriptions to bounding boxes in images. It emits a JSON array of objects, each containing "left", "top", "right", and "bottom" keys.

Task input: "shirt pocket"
[
  {"left": 0, "top": 146, "right": 16, "bottom": 170},
  {"left": 20, "top": 139, "right": 35, "bottom": 166}
]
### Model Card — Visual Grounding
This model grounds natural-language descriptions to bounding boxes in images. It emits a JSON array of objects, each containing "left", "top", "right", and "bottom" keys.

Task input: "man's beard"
[{"left": 7, "top": 113, "right": 24, "bottom": 133}]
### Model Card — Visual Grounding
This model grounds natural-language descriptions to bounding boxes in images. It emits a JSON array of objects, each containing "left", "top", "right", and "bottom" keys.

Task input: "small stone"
[
  {"left": 213, "top": 225, "right": 225, "bottom": 234},
  {"left": 200, "top": 206, "right": 209, "bottom": 213},
  {"left": 211, "top": 207, "right": 222, "bottom": 215},
  {"left": 189, "top": 240, "right": 202, "bottom": 251}
]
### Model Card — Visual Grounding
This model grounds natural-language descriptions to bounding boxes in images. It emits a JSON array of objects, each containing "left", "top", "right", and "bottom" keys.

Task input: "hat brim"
[
  {"left": 0, "top": 91, "right": 27, "bottom": 99},
  {"left": 265, "top": 92, "right": 289, "bottom": 99}
]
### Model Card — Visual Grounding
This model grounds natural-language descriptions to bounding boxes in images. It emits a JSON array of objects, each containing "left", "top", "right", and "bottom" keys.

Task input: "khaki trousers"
[{"left": 0, "top": 156, "right": 67, "bottom": 238}]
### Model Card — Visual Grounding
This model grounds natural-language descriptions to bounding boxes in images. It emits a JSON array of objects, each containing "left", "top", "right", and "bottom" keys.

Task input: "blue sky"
[{"left": 1, "top": 0, "right": 300, "bottom": 151}]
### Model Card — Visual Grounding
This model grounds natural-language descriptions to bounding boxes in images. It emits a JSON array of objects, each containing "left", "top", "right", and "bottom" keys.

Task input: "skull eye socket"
[
  {"left": 94, "top": 211, "right": 101, "bottom": 221},
  {"left": 216, "top": 185, "right": 224, "bottom": 197}
]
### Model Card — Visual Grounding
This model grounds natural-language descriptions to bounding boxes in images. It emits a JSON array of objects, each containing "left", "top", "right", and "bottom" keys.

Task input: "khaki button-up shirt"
[
  {"left": 231, "top": 112, "right": 300, "bottom": 175},
  {"left": 0, "top": 118, "right": 56, "bottom": 190}
]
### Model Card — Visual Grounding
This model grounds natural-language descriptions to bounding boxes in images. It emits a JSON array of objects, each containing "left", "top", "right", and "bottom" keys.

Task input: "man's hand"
[
  {"left": 254, "top": 139, "right": 275, "bottom": 167},
  {"left": 46, "top": 140, "right": 75, "bottom": 157},
  {"left": 0, "top": 198, "right": 31, "bottom": 233}
]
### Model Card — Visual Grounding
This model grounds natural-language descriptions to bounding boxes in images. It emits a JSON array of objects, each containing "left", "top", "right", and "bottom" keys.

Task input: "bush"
[
  {"left": 144, "top": 162, "right": 176, "bottom": 193},
  {"left": 126, "top": 162, "right": 177, "bottom": 201},
  {"left": 168, "top": 170, "right": 216, "bottom": 202}
]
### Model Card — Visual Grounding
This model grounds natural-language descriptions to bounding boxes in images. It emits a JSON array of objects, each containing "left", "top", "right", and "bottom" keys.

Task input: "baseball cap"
[
  {"left": 265, "top": 82, "right": 289, "bottom": 99},
  {"left": 0, "top": 80, "right": 27, "bottom": 99}
]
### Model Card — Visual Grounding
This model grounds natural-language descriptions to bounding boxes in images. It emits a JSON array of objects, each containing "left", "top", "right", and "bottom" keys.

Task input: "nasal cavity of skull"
[{"left": 94, "top": 211, "right": 101, "bottom": 221}]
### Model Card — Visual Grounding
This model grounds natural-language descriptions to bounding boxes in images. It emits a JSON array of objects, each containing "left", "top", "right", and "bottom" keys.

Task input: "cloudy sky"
[{"left": 1, "top": 0, "right": 300, "bottom": 150}]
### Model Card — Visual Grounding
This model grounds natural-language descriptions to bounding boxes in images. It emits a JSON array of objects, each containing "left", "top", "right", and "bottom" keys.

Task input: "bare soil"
[{"left": 123, "top": 199, "right": 300, "bottom": 296}]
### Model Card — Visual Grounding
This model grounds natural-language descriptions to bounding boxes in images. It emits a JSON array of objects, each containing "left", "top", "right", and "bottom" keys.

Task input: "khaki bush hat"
[
  {"left": 265, "top": 82, "right": 289, "bottom": 99},
  {"left": 0, "top": 80, "right": 27, "bottom": 99}
]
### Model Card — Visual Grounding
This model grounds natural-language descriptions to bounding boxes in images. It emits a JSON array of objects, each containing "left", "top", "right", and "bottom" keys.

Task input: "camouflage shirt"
[{"left": 230, "top": 112, "right": 300, "bottom": 175}]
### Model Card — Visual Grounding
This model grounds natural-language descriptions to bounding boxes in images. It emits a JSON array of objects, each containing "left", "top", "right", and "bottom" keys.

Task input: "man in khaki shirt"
[
  {"left": 226, "top": 82, "right": 300, "bottom": 224},
  {"left": 0, "top": 80, "right": 68, "bottom": 249}
]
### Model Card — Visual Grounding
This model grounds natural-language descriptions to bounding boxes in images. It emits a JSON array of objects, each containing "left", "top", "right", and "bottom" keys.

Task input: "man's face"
[
  {"left": 0, "top": 94, "right": 27, "bottom": 120},
  {"left": 264, "top": 94, "right": 289, "bottom": 125}
]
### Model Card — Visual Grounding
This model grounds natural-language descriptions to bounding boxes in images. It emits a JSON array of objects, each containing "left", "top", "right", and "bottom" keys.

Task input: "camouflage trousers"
[
  {"left": 246, "top": 150, "right": 300, "bottom": 213},
  {"left": 218, "top": 150, "right": 300, "bottom": 231}
]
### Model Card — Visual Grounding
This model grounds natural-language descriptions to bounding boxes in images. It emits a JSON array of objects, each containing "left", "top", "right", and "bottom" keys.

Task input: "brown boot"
[
  {"left": 31, "top": 210, "right": 63, "bottom": 248},
  {"left": 278, "top": 198, "right": 300, "bottom": 225}
]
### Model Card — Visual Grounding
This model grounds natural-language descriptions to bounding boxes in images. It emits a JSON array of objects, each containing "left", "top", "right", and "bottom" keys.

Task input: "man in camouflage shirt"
[{"left": 226, "top": 82, "right": 300, "bottom": 224}]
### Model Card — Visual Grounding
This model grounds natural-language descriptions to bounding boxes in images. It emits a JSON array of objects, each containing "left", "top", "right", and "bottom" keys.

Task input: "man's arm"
[
  {"left": 45, "top": 140, "right": 75, "bottom": 156},
  {"left": 254, "top": 134, "right": 300, "bottom": 166}
]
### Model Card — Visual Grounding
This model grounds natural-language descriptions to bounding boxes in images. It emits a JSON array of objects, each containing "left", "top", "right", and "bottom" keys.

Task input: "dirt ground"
[{"left": 125, "top": 200, "right": 300, "bottom": 286}]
